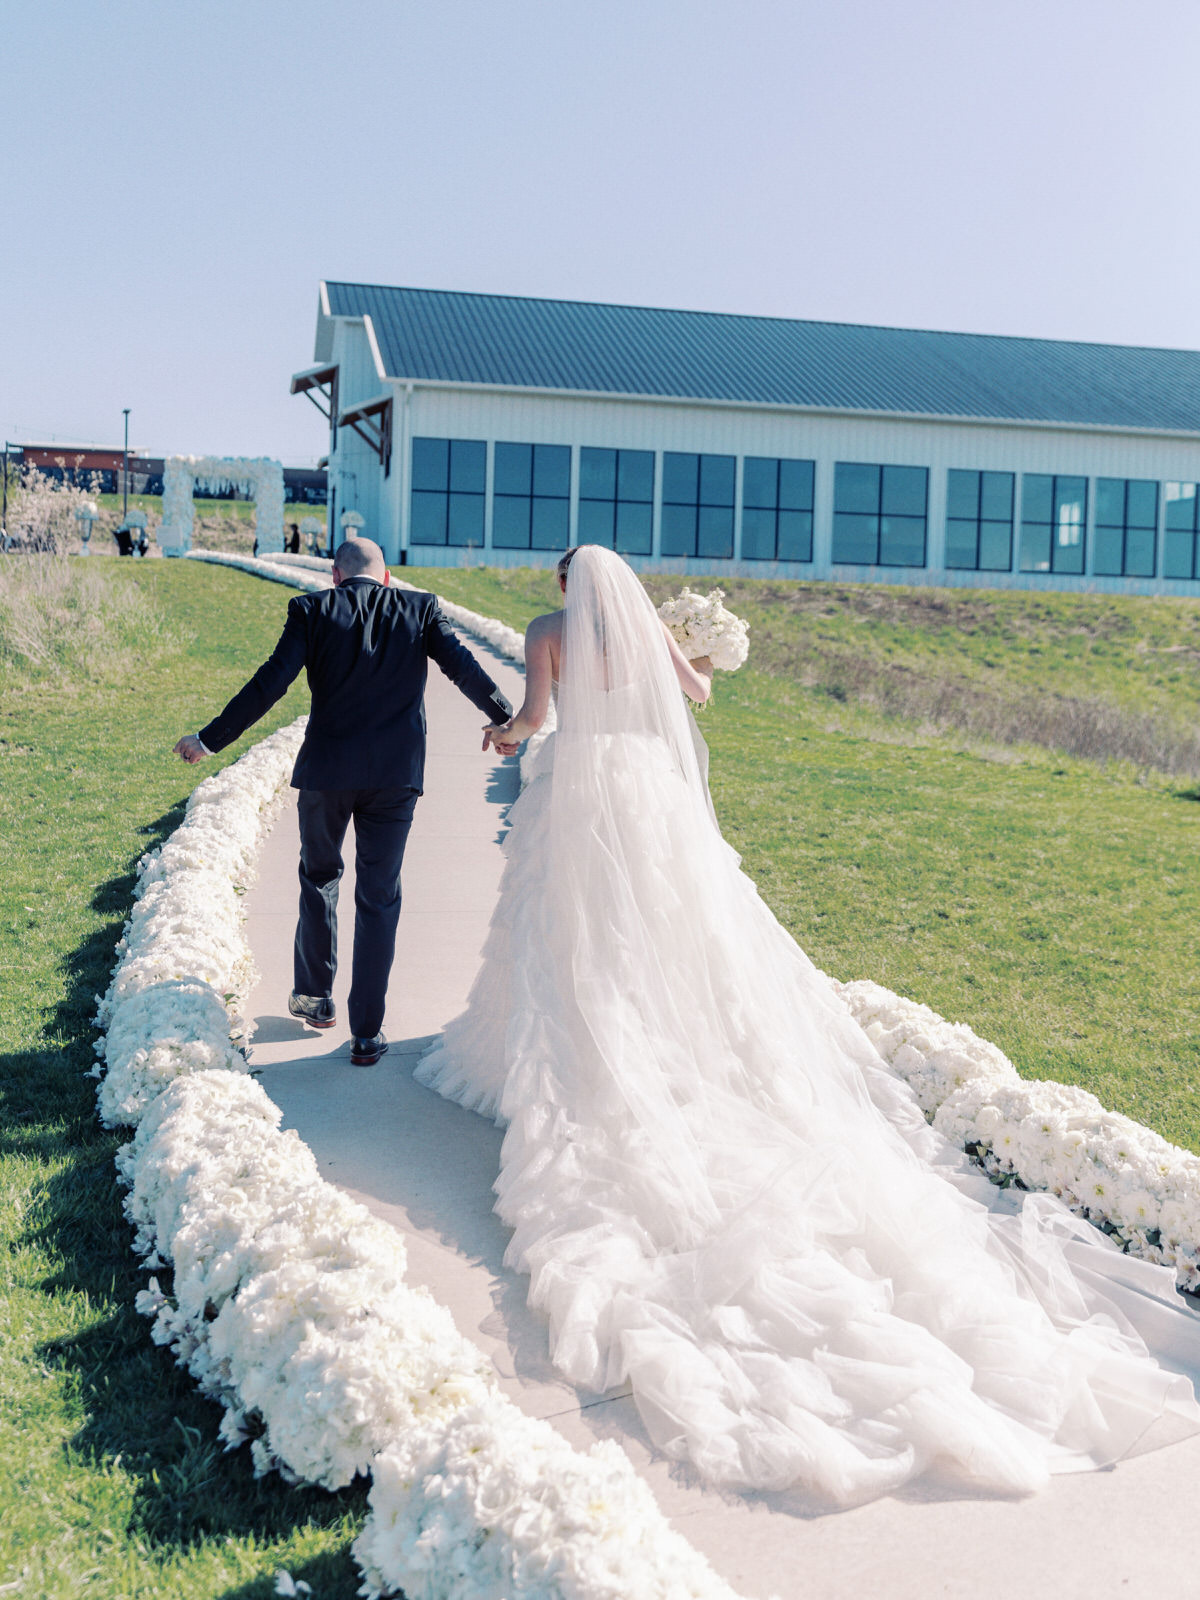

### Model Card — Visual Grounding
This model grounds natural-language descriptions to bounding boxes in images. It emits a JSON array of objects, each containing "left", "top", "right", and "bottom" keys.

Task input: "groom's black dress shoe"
[
  {"left": 288, "top": 992, "right": 337, "bottom": 1029},
  {"left": 350, "top": 1031, "right": 388, "bottom": 1067}
]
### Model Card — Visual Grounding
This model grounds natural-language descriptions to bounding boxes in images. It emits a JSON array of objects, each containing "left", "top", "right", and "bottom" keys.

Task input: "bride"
[{"left": 416, "top": 542, "right": 1200, "bottom": 1507}]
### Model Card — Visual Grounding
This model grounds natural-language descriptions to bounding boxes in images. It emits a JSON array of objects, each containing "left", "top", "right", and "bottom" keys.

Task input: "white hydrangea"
[
  {"left": 657, "top": 587, "right": 750, "bottom": 672},
  {"left": 94, "top": 719, "right": 305, "bottom": 1126},
  {"left": 97, "top": 978, "right": 248, "bottom": 1126},
  {"left": 355, "top": 1393, "right": 746, "bottom": 1600},
  {"left": 210, "top": 1258, "right": 492, "bottom": 1489},
  {"left": 837, "top": 978, "right": 1019, "bottom": 1115},
  {"left": 259, "top": 552, "right": 337, "bottom": 574}
]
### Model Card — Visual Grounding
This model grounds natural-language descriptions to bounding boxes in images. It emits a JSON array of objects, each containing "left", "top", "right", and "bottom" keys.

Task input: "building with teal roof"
[{"left": 291, "top": 282, "right": 1200, "bottom": 591}]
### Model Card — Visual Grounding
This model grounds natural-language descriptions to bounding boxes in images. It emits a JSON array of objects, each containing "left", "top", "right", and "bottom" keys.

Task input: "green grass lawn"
[
  {"left": 5, "top": 556, "right": 1200, "bottom": 1592},
  {"left": 0, "top": 560, "right": 362, "bottom": 1596}
]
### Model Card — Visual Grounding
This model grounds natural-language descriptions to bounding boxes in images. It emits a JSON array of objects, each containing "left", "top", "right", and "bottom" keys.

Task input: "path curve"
[{"left": 244, "top": 631, "right": 1200, "bottom": 1600}]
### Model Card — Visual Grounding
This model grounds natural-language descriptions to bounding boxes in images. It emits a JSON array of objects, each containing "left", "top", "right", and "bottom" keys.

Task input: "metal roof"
[{"left": 321, "top": 282, "right": 1200, "bottom": 435}]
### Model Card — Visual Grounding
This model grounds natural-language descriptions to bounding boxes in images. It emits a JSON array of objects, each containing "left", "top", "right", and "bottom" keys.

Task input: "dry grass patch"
[{"left": 0, "top": 553, "right": 180, "bottom": 688}]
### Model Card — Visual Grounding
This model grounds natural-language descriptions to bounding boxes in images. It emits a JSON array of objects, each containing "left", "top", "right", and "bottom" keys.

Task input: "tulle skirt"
[{"left": 416, "top": 729, "right": 1200, "bottom": 1506}]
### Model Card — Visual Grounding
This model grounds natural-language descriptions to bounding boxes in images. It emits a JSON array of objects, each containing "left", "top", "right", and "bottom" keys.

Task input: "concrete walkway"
[{"left": 244, "top": 635, "right": 1200, "bottom": 1600}]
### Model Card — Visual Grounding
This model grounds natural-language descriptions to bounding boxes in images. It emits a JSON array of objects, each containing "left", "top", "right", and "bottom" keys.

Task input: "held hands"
[
  {"left": 173, "top": 735, "right": 208, "bottom": 765},
  {"left": 482, "top": 722, "right": 520, "bottom": 757}
]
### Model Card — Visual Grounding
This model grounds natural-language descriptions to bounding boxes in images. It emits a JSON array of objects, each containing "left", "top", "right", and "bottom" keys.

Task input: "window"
[
  {"left": 945, "top": 470, "right": 1014, "bottom": 571},
  {"left": 661, "top": 452, "right": 735, "bottom": 559},
  {"left": 741, "top": 457, "right": 815, "bottom": 562},
  {"left": 1093, "top": 478, "right": 1158, "bottom": 577},
  {"left": 1164, "top": 482, "right": 1200, "bottom": 579},
  {"left": 578, "top": 448, "right": 654, "bottom": 554},
  {"left": 492, "top": 443, "right": 571, "bottom": 550},
  {"left": 833, "top": 463, "right": 928, "bottom": 566},
  {"left": 1018, "top": 475, "right": 1086, "bottom": 574},
  {"left": 410, "top": 436, "right": 486, "bottom": 546}
]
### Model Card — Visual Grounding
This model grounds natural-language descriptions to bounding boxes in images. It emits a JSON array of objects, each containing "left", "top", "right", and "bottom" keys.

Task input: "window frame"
[
  {"left": 1018, "top": 473, "right": 1088, "bottom": 576},
  {"left": 832, "top": 462, "right": 929, "bottom": 568},
  {"left": 409, "top": 435, "right": 486, "bottom": 548},
  {"left": 944, "top": 469, "right": 1015, "bottom": 572},
  {"left": 578, "top": 446, "right": 655, "bottom": 555},
  {"left": 491, "top": 441, "right": 572, "bottom": 552},
  {"left": 740, "top": 455, "right": 815, "bottom": 563},
  {"left": 1163, "top": 481, "right": 1200, "bottom": 580},
  {"left": 1093, "top": 476, "right": 1159, "bottom": 579},
  {"left": 661, "top": 451, "right": 736, "bottom": 560}
]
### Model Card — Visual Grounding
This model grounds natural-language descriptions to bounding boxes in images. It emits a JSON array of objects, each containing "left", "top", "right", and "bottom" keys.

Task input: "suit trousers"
[{"left": 294, "top": 786, "right": 419, "bottom": 1039}]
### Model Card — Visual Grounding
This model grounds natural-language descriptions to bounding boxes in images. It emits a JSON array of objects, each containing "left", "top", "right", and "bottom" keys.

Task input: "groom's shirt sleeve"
[
  {"left": 423, "top": 600, "right": 513, "bottom": 724},
  {"left": 197, "top": 597, "right": 308, "bottom": 754}
]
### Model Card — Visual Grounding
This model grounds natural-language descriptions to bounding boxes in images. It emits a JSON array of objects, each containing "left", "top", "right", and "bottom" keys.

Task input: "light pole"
[
  {"left": 1, "top": 442, "right": 9, "bottom": 539},
  {"left": 121, "top": 408, "right": 130, "bottom": 523}
]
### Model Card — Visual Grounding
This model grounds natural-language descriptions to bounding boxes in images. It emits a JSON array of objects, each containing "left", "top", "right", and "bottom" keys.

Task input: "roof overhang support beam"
[
  {"left": 337, "top": 394, "right": 394, "bottom": 476},
  {"left": 290, "top": 364, "right": 340, "bottom": 446}
]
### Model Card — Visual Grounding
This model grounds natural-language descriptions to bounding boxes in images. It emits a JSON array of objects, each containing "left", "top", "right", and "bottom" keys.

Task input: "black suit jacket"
[{"left": 199, "top": 577, "right": 513, "bottom": 791}]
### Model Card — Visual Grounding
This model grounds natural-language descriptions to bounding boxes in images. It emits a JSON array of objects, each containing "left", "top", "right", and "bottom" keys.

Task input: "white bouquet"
[{"left": 656, "top": 587, "right": 750, "bottom": 671}]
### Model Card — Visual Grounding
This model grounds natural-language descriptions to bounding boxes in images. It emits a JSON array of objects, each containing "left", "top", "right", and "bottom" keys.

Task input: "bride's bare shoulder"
[{"left": 526, "top": 609, "right": 564, "bottom": 638}]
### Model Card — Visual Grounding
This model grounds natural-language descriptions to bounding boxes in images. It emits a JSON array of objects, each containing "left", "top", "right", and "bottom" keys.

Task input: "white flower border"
[
  {"left": 185, "top": 549, "right": 331, "bottom": 594},
  {"left": 258, "top": 551, "right": 339, "bottom": 574}
]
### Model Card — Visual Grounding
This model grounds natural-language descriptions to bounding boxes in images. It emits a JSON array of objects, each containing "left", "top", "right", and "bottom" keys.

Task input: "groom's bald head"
[{"left": 332, "top": 537, "right": 387, "bottom": 582}]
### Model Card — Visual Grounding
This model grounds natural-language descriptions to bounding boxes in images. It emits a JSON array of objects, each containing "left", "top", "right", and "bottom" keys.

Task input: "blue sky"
[{"left": 5, "top": 0, "right": 1198, "bottom": 464}]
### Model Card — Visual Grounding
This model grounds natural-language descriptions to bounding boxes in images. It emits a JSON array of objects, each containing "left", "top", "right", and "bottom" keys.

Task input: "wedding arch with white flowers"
[{"left": 159, "top": 456, "right": 285, "bottom": 556}]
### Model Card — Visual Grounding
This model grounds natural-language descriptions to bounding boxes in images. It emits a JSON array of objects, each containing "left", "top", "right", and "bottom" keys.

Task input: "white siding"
[{"left": 321, "top": 362, "right": 1200, "bottom": 592}]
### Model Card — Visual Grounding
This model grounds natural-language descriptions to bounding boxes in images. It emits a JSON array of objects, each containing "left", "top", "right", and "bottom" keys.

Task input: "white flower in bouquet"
[{"left": 656, "top": 588, "right": 750, "bottom": 672}]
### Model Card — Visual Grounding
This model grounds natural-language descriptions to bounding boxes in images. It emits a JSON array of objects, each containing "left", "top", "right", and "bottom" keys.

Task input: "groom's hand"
[{"left": 173, "top": 735, "right": 208, "bottom": 765}]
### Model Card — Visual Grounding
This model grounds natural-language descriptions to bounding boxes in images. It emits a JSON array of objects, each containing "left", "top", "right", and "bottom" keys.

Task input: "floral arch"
[{"left": 159, "top": 456, "right": 285, "bottom": 555}]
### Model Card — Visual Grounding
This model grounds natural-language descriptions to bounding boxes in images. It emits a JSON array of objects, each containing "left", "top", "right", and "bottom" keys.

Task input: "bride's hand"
[{"left": 483, "top": 722, "right": 520, "bottom": 756}]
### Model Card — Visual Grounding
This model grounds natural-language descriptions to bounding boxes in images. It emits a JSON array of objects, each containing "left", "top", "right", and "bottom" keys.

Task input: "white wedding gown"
[{"left": 416, "top": 546, "right": 1200, "bottom": 1507}]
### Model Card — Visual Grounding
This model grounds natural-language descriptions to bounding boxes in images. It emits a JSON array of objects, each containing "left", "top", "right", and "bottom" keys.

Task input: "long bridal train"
[{"left": 417, "top": 544, "right": 1200, "bottom": 1509}]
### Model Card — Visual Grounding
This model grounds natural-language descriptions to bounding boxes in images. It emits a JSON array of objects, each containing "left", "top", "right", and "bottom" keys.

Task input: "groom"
[{"left": 173, "top": 537, "right": 512, "bottom": 1065}]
